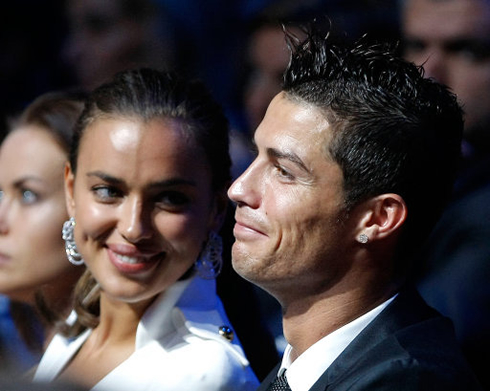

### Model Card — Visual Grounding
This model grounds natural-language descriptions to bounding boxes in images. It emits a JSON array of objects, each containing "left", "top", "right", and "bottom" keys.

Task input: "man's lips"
[{"left": 233, "top": 218, "right": 268, "bottom": 239}]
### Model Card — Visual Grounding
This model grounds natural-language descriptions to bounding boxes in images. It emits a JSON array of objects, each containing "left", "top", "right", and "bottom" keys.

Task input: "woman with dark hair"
[
  {"left": 33, "top": 69, "right": 258, "bottom": 390},
  {"left": 0, "top": 92, "right": 86, "bottom": 371}
]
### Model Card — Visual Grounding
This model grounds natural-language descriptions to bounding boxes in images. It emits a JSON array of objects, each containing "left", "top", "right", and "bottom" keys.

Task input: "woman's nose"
[{"left": 118, "top": 197, "right": 153, "bottom": 243}]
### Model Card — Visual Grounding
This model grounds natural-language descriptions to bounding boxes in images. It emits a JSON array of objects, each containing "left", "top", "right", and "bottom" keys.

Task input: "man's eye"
[{"left": 274, "top": 165, "right": 294, "bottom": 180}]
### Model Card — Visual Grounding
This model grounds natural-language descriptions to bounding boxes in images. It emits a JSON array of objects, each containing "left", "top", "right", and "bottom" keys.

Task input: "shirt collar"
[
  {"left": 135, "top": 277, "right": 194, "bottom": 348},
  {"left": 280, "top": 294, "right": 397, "bottom": 391}
]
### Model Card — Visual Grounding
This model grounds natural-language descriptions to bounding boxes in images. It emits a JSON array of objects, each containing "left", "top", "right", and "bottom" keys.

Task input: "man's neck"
[{"left": 281, "top": 283, "right": 398, "bottom": 361}]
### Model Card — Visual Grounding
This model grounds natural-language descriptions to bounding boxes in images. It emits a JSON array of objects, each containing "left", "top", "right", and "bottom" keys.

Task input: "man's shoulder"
[
  {"left": 310, "top": 288, "right": 483, "bottom": 390},
  {"left": 355, "top": 287, "right": 469, "bottom": 366}
]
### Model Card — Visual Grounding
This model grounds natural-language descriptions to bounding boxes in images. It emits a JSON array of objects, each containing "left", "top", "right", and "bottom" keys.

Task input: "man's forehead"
[{"left": 252, "top": 94, "right": 335, "bottom": 171}]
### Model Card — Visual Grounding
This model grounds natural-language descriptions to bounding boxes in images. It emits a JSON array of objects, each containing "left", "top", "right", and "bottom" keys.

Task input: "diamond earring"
[
  {"left": 194, "top": 232, "right": 223, "bottom": 279},
  {"left": 62, "top": 217, "right": 84, "bottom": 265}
]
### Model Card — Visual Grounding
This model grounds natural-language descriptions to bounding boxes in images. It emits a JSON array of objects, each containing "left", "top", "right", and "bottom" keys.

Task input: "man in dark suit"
[{"left": 227, "top": 24, "right": 483, "bottom": 390}]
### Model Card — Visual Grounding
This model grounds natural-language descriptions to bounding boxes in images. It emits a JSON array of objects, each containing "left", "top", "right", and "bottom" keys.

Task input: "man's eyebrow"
[
  {"left": 266, "top": 147, "right": 310, "bottom": 173},
  {"left": 86, "top": 171, "right": 196, "bottom": 187}
]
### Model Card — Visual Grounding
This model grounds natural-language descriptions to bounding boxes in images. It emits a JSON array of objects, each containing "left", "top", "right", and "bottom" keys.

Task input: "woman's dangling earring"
[
  {"left": 194, "top": 231, "right": 223, "bottom": 279},
  {"left": 62, "top": 217, "right": 84, "bottom": 266}
]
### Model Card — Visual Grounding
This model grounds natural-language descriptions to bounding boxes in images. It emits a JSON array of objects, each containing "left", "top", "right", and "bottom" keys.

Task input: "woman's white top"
[{"left": 33, "top": 276, "right": 259, "bottom": 391}]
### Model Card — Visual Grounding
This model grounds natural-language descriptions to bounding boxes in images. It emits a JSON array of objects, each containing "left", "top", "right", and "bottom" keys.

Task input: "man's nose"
[{"left": 228, "top": 160, "right": 261, "bottom": 209}]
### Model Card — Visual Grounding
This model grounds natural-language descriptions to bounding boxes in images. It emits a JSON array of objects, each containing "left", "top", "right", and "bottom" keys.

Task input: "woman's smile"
[
  {"left": 106, "top": 246, "right": 165, "bottom": 275},
  {"left": 105, "top": 241, "right": 166, "bottom": 275}
]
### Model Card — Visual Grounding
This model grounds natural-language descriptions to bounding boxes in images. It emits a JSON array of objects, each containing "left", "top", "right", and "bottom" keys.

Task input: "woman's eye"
[
  {"left": 156, "top": 191, "right": 190, "bottom": 208},
  {"left": 21, "top": 189, "right": 38, "bottom": 204},
  {"left": 92, "top": 186, "right": 121, "bottom": 201}
]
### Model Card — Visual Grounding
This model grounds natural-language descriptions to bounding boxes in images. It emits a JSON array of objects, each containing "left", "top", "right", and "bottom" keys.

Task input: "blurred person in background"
[
  {"left": 243, "top": 18, "right": 299, "bottom": 134},
  {"left": 0, "top": 1, "right": 71, "bottom": 122},
  {"left": 241, "top": 0, "right": 400, "bottom": 136},
  {"left": 401, "top": 0, "right": 490, "bottom": 388},
  {"left": 0, "top": 91, "right": 85, "bottom": 376},
  {"left": 403, "top": 0, "right": 490, "bottom": 187},
  {"left": 62, "top": 0, "right": 176, "bottom": 92}
]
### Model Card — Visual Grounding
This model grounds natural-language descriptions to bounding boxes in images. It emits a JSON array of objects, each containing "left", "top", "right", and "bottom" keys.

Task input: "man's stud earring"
[{"left": 358, "top": 234, "right": 369, "bottom": 244}]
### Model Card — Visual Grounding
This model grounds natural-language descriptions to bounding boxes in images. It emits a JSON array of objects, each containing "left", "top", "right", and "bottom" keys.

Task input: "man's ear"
[
  {"left": 64, "top": 162, "right": 76, "bottom": 217},
  {"left": 355, "top": 193, "right": 407, "bottom": 242}
]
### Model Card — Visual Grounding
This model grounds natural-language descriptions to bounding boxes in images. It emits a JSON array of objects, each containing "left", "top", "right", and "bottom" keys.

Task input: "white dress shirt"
[
  {"left": 279, "top": 295, "right": 397, "bottom": 391},
  {"left": 33, "top": 276, "right": 259, "bottom": 391}
]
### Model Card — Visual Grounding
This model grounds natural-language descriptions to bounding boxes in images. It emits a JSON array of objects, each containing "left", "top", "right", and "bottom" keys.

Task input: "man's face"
[
  {"left": 228, "top": 93, "right": 355, "bottom": 301},
  {"left": 402, "top": 0, "right": 490, "bottom": 146}
]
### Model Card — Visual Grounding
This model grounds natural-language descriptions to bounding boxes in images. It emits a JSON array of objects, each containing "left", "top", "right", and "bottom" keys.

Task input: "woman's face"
[
  {"left": 65, "top": 117, "right": 222, "bottom": 307},
  {"left": 0, "top": 126, "right": 72, "bottom": 303}
]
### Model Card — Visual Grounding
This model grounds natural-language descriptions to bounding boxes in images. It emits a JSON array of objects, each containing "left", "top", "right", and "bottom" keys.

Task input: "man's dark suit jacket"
[{"left": 257, "top": 288, "right": 483, "bottom": 391}]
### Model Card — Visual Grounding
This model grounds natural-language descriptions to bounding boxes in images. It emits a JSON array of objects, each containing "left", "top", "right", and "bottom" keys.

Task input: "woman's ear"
[
  {"left": 64, "top": 162, "right": 76, "bottom": 217},
  {"left": 355, "top": 193, "right": 407, "bottom": 243}
]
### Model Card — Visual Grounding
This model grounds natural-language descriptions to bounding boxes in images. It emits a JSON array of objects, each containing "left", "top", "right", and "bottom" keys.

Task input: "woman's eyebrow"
[{"left": 86, "top": 171, "right": 197, "bottom": 188}]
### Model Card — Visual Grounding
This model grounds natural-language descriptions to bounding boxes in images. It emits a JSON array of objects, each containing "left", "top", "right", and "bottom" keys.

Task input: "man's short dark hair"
[{"left": 282, "top": 25, "right": 464, "bottom": 267}]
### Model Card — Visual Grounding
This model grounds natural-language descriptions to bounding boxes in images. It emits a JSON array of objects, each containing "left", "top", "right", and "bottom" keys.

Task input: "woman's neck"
[
  {"left": 56, "top": 292, "right": 157, "bottom": 389},
  {"left": 93, "top": 292, "right": 154, "bottom": 346}
]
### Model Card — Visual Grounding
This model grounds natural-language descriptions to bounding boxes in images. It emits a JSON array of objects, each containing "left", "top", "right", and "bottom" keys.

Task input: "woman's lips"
[
  {"left": 0, "top": 251, "right": 11, "bottom": 266},
  {"left": 106, "top": 245, "right": 164, "bottom": 274}
]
